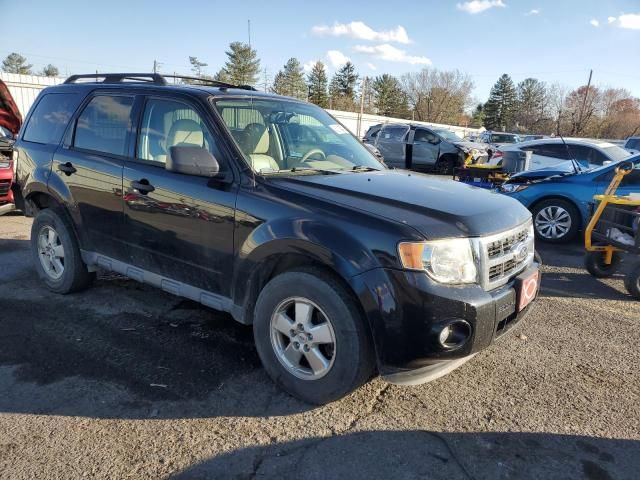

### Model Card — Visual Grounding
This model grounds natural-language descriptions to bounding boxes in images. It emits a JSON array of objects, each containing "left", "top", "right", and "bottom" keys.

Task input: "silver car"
[
  {"left": 374, "top": 123, "right": 488, "bottom": 174},
  {"left": 493, "top": 138, "right": 632, "bottom": 171}
]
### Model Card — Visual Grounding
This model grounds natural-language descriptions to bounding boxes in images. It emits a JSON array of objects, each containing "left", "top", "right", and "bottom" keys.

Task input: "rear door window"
[
  {"left": 379, "top": 126, "right": 408, "bottom": 142},
  {"left": 73, "top": 95, "right": 134, "bottom": 156},
  {"left": 22, "top": 93, "right": 80, "bottom": 144}
]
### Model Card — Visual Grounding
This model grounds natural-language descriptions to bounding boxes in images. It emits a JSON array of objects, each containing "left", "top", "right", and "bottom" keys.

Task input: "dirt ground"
[{"left": 1, "top": 213, "right": 638, "bottom": 479}]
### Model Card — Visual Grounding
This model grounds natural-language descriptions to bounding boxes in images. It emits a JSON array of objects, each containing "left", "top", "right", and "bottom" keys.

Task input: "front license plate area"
[{"left": 516, "top": 270, "right": 539, "bottom": 311}]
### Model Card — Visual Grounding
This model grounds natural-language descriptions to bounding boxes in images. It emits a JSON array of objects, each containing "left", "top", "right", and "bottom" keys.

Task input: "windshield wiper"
[{"left": 351, "top": 165, "right": 381, "bottom": 172}]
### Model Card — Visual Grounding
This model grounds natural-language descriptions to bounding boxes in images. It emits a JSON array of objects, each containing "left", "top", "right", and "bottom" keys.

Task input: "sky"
[{"left": 2, "top": 0, "right": 640, "bottom": 105}]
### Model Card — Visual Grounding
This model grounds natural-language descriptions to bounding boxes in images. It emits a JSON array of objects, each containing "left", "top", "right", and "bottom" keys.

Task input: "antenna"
[
  {"left": 248, "top": 20, "right": 251, "bottom": 47},
  {"left": 558, "top": 134, "right": 580, "bottom": 174}
]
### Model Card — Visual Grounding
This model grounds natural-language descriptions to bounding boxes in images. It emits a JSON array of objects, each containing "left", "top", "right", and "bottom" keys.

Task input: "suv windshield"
[
  {"left": 433, "top": 129, "right": 461, "bottom": 142},
  {"left": 214, "top": 98, "right": 384, "bottom": 174}
]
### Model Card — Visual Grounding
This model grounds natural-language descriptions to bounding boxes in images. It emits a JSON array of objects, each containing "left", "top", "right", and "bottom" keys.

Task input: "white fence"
[
  {"left": 0, "top": 73, "right": 65, "bottom": 119},
  {"left": 327, "top": 109, "right": 482, "bottom": 139},
  {"left": 1, "top": 73, "right": 481, "bottom": 138}
]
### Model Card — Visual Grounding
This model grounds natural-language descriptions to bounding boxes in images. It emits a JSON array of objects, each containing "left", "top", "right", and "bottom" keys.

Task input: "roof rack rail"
[
  {"left": 162, "top": 75, "right": 257, "bottom": 91},
  {"left": 63, "top": 73, "right": 257, "bottom": 91},
  {"left": 64, "top": 73, "right": 167, "bottom": 85}
]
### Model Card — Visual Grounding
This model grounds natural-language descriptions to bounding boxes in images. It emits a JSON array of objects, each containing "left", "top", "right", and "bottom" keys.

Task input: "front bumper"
[{"left": 350, "top": 264, "right": 539, "bottom": 384}]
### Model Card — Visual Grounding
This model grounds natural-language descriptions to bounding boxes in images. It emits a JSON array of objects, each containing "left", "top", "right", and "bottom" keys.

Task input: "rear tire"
[
  {"left": 624, "top": 264, "right": 640, "bottom": 299},
  {"left": 531, "top": 199, "right": 580, "bottom": 244},
  {"left": 435, "top": 156, "right": 455, "bottom": 176},
  {"left": 31, "top": 208, "right": 95, "bottom": 294},
  {"left": 253, "top": 268, "right": 375, "bottom": 404},
  {"left": 584, "top": 251, "right": 622, "bottom": 278}
]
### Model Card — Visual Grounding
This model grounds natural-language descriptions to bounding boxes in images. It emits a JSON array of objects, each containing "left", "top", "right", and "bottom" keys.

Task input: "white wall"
[
  {"left": 0, "top": 73, "right": 482, "bottom": 138},
  {"left": 0, "top": 73, "right": 64, "bottom": 119},
  {"left": 327, "top": 109, "right": 483, "bottom": 139}
]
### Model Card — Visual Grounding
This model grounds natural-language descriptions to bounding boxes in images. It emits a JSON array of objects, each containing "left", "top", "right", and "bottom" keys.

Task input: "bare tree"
[{"left": 400, "top": 68, "right": 474, "bottom": 125}]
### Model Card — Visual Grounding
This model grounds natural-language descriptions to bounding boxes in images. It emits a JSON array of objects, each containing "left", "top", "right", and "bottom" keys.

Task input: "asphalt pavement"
[{"left": 0, "top": 213, "right": 638, "bottom": 479}]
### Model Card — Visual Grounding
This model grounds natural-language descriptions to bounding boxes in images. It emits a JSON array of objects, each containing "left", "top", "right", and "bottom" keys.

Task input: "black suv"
[{"left": 14, "top": 73, "right": 540, "bottom": 404}]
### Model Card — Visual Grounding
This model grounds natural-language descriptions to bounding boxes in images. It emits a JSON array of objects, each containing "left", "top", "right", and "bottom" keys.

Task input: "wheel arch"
[{"left": 528, "top": 195, "right": 583, "bottom": 229}]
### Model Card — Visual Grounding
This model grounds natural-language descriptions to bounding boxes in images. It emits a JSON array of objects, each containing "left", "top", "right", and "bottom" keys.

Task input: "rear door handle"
[
  {"left": 131, "top": 179, "right": 155, "bottom": 194},
  {"left": 58, "top": 162, "right": 77, "bottom": 176}
]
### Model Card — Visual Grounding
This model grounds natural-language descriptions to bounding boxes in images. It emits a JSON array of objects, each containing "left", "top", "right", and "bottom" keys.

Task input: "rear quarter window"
[
  {"left": 73, "top": 95, "right": 134, "bottom": 156},
  {"left": 22, "top": 93, "right": 80, "bottom": 144}
]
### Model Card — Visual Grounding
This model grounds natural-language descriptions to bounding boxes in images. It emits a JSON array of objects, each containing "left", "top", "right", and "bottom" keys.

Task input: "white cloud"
[
  {"left": 590, "top": 19, "right": 600, "bottom": 27},
  {"left": 456, "top": 0, "right": 506, "bottom": 15},
  {"left": 525, "top": 9, "right": 539, "bottom": 16},
  {"left": 326, "top": 50, "right": 350, "bottom": 68},
  {"left": 354, "top": 44, "right": 431, "bottom": 65},
  {"left": 608, "top": 13, "right": 640, "bottom": 30},
  {"left": 311, "top": 21, "right": 410, "bottom": 44},
  {"left": 366, "top": 63, "right": 377, "bottom": 71}
]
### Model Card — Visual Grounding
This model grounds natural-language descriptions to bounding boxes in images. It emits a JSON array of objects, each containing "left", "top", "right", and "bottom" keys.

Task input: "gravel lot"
[{"left": 0, "top": 213, "right": 638, "bottom": 479}]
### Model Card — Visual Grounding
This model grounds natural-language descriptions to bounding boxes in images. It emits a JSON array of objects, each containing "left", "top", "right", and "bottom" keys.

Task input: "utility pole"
[
  {"left": 357, "top": 77, "right": 367, "bottom": 138},
  {"left": 153, "top": 60, "right": 157, "bottom": 74},
  {"left": 576, "top": 69, "right": 593, "bottom": 135}
]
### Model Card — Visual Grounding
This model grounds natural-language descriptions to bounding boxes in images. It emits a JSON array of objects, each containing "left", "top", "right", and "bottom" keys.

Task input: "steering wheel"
[{"left": 301, "top": 148, "right": 326, "bottom": 163}]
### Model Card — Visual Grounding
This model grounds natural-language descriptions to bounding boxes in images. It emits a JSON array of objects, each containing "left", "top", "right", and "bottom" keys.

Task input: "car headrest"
[{"left": 167, "top": 119, "right": 204, "bottom": 148}]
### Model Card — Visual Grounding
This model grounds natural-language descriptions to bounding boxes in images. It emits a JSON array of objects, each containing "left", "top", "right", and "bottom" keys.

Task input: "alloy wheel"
[
  {"left": 37, "top": 225, "right": 65, "bottom": 280},
  {"left": 270, "top": 297, "right": 336, "bottom": 380},
  {"left": 535, "top": 205, "right": 572, "bottom": 240}
]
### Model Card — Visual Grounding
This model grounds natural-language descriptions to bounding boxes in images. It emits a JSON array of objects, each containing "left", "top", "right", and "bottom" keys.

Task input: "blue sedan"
[{"left": 499, "top": 155, "right": 640, "bottom": 243}]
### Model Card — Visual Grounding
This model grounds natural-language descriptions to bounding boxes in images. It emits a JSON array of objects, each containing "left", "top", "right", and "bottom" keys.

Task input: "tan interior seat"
[
  {"left": 242, "top": 123, "right": 279, "bottom": 171},
  {"left": 156, "top": 119, "right": 204, "bottom": 163}
]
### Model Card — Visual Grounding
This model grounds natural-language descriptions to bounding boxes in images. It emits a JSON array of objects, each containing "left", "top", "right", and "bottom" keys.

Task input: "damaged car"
[{"left": 374, "top": 123, "right": 489, "bottom": 174}]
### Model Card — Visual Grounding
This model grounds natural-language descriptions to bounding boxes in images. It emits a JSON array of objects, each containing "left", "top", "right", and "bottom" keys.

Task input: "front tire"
[
  {"left": 253, "top": 268, "right": 375, "bottom": 404},
  {"left": 585, "top": 251, "right": 622, "bottom": 278},
  {"left": 31, "top": 208, "right": 95, "bottom": 294},
  {"left": 532, "top": 199, "right": 580, "bottom": 243}
]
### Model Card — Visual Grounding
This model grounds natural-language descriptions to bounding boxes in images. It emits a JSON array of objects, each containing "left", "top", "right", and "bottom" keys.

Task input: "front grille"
[
  {"left": 0, "top": 179, "right": 10, "bottom": 197},
  {"left": 476, "top": 220, "right": 534, "bottom": 290}
]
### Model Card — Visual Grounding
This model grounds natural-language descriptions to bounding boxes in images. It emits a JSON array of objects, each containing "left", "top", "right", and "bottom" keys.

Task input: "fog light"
[{"left": 437, "top": 320, "right": 472, "bottom": 349}]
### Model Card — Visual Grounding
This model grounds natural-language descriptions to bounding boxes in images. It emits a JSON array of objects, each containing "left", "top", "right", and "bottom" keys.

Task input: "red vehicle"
[{"left": 0, "top": 79, "right": 21, "bottom": 215}]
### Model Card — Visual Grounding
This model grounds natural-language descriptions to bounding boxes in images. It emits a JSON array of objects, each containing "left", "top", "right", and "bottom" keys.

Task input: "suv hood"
[{"left": 269, "top": 170, "right": 530, "bottom": 239}]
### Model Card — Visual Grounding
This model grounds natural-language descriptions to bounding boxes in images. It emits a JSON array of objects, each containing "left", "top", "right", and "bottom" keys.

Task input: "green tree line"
[{"left": 3, "top": 48, "right": 639, "bottom": 139}]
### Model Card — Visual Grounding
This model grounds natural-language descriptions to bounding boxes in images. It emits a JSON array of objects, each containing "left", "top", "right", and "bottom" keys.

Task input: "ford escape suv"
[{"left": 14, "top": 73, "right": 540, "bottom": 404}]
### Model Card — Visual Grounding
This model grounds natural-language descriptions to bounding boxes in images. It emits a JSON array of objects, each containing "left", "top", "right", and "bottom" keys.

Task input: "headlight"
[
  {"left": 500, "top": 183, "right": 528, "bottom": 193},
  {"left": 398, "top": 238, "right": 478, "bottom": 284}
]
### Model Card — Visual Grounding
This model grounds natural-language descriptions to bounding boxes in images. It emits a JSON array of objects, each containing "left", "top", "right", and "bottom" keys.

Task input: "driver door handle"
[
  {"left": 131, "top": 179, "right": 155, "bottom": 194},
  {"left": 58, "top": 162, "right": 77, "bottom": 176}
]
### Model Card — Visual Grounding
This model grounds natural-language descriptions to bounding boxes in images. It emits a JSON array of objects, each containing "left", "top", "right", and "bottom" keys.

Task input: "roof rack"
[
  {"left": 64, "top": 73, "right": 168, "bottom": 85},
  {"left": 162, "top": 75, "right": 257, "bottom": 91},
  {"left": 63, "top": 73, "right": 257, "bottom": 91}
]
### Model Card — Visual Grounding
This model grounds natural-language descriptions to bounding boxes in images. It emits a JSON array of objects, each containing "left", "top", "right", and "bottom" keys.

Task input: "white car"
[{"left": 489, "top": 138, "right": 632, "bottom": 171}]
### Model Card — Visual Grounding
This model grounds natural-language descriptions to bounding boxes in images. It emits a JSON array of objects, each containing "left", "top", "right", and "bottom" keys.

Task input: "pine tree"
[
  {"left": 515, "top": 78, "right": 547, "bottom": 132},
  {"left": 40, "top": 64, "right": 59, "bottom": 77},
  {"left": 484, "top": 74, "right": 517, "bottom": 131},
  {"left": 2, "top": 53, "right": 32, "bottom": 74},
  {"left": 372, "top": 74, "right": 407, "bottom": 117},
  {"left": 307, "top": 62, "right": 328, "bottom": 108},
  {"left": 213, "top": 68, "right": 230, "bottom": 83},
  {"left": 189, "top": 56, "right": 208, "bottom": 77},
  {"left": 470, "top": 104, "right": 485, "bottom": 128},
  {"left": 329, "top": 62, "right": 358, "bottom": 110},
  {"left": 334, "top": 62, "right": 358, "bottom": 100},
  {"left": 271, "top": 58, "right": 307, "bottom": 100},
  {"left": 223, "top": 42, "right": 260, "bottom": 86}
]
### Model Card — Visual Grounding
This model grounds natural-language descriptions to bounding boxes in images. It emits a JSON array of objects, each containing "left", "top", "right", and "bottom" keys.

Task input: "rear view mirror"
[{"left": 167, "top": 146, "right": 220, "bottom": 177}]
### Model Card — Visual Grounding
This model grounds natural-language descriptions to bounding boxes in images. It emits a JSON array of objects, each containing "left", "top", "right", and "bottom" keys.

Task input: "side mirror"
[{"left": 167, "top": 146, "right": 220, "bottom": 177}]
